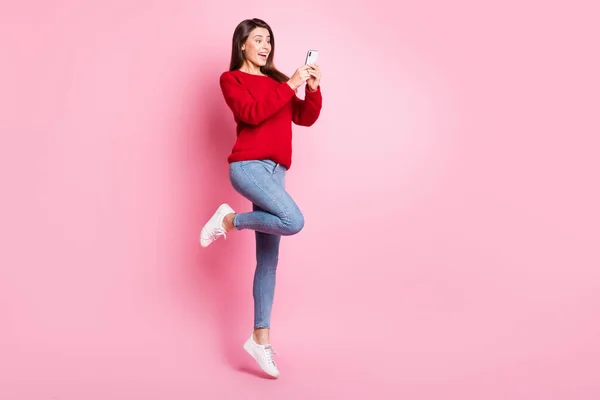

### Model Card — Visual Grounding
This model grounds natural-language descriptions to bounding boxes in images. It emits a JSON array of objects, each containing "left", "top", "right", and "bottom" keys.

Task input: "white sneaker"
[
  {"left": 243, "top": 334, "right": 280, "bottom": 378},
  {"left": 199, "top": 203, "right": 235, "bottom": 247}
]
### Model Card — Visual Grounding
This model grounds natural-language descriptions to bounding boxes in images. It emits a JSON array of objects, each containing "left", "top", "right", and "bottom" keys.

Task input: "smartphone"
[{"left": 305, "top": 50, "right": 319, "bottom": 65}]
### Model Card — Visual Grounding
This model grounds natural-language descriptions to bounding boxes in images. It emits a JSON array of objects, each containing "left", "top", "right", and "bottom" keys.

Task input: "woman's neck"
[{"left": 239, "top": 62, "right": 264, "bottom": 76}]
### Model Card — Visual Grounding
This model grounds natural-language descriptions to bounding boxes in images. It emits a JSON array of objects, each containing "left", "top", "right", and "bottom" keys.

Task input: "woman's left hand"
[{"left": 306, "top": 63, "right": 321, "bottom": 91}]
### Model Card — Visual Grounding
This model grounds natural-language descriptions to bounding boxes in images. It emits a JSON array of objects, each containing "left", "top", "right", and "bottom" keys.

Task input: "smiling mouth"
[{"left": 258, "top": 53, "right": 268, "bottom": 59}]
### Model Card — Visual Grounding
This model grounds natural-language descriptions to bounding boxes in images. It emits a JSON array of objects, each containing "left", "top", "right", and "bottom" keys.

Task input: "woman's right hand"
[{"left": 287, "top": 66, "right": 311, "bottom": 90}]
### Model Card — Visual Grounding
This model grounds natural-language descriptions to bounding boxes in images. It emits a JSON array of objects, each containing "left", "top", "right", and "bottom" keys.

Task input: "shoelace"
[
  {"left": 209, "top": 227, "right": 227, "bottom": 241},
  {"left": 262, "top": 344, "right": 278, "bottom": 365}
]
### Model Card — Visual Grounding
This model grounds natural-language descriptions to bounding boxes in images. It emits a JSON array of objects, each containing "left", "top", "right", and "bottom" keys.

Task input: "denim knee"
[{"left": 282, "top": 212, "right": 304, "bottom": 235}]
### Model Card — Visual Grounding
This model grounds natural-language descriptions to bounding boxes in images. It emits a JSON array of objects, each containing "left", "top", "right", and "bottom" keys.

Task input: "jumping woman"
[{"left": 199, "top": 18, "right": 322, "bottom": 378}]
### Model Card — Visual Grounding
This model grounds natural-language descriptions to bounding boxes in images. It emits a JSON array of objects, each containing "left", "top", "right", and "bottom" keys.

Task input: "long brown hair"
[{"left": 229, "top": 18, "right": 289, "bottom": 83}]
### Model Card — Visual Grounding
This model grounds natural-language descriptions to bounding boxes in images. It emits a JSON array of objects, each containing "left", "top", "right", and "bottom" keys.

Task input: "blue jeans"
[{"left": 229, "top": 160, "right": 305, "bottom": 329}]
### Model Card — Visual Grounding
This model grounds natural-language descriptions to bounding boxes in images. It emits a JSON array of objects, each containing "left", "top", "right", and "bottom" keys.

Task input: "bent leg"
[{"left": 229, "top": 160, "right": 304, "bottom": 236}]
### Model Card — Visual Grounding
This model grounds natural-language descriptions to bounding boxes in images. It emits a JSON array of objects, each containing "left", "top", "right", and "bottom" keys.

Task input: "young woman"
[{"left": 199, "top": 18, "right": 322, "bottom": 378}]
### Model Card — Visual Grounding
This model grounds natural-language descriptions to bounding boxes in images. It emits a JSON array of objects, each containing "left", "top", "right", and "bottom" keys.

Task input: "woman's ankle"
[
  {"left": 222, "top": 213, "right": 236, "bottom": 232},
  {"left": 253, "top": 328, "right": 270, "bottom": 345}
]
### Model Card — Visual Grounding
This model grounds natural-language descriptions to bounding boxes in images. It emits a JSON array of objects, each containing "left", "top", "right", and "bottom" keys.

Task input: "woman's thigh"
[{"left": 229, "top": 160, "right": 301, "bottom": 223}]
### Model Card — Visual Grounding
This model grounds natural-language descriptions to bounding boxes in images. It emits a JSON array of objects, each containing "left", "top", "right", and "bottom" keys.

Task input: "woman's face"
[{"left": 242, "top": 27, "right": 271, "bottom": 67}]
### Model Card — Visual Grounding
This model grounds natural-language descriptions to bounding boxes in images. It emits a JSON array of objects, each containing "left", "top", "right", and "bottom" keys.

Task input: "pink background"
[{"left": 1, "top": 1, "right": 599, "bottom": 399}]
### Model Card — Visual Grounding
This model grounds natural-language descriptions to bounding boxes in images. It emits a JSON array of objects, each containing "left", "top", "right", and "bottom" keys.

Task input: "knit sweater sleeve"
[
  {"left": 219, "top": 72, "right": 296, "bottom": 126},
  {"left": 292, "top": 85, "right": 322, "bottom": 127}
]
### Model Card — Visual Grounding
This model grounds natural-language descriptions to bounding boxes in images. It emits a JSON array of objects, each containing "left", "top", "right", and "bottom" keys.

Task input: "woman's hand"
[
  {"left": 306, "top": 63, "right": 321, "bottom": 91},
  {"left": 287, "top": 66, "right": 311, "bottom": 90}
]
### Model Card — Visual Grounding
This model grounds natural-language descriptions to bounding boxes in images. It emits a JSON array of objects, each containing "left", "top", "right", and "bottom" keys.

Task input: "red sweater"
[{"left": 219, "top": 69, "right": 322, "bottom": 170}]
